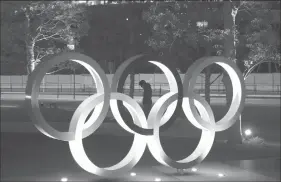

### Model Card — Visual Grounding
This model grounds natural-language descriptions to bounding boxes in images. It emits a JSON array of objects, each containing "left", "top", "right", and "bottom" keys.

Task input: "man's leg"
[{"left": 143, "top": 104, "right": 152, "bottom": 117}]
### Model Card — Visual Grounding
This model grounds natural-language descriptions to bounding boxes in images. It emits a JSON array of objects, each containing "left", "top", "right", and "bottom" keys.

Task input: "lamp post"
[
  {"left": 196, "top": 20, "right": 211, "bottom": 104},
  {"left": 126, "top": 16, "right": 136, "bottom": 98},
  {"left": 67, "top": 37, "right": 76, "bottom": 99}
]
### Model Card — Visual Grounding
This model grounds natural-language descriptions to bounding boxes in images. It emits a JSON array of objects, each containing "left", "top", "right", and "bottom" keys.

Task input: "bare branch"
[
  {"left": 38, "top": 53, "right": 50, "bottom": 60},
  {"left": 33, "top": 32, "right": 43, "bottom": 42},
  {"left": 37, "top": 19, "right": 53, "bottom": 32},
  {"left": 47, "top": 20, "right": 64, "bottom": 30},
  {"left": 169, "top": 37, "right": 176, "bottom": 53},
  {"left": 35, "top": 51, "right": 40, "bottom": 60},
  {"left": 35, "top": 33, "right": 59, "bottom": 42},
  {"left": 46, "top": 67, "right": 66, "bottom": 75},
  {"left": 238, "top": 8, "right": 252, "bottom": 16}
]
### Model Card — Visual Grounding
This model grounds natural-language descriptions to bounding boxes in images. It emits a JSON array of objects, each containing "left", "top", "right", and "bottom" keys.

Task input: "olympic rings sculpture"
[{"left": 25, "top": 52, "right": 246, "bottom": 177}]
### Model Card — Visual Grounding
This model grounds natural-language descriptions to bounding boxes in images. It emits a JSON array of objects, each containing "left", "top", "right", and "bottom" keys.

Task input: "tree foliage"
[
  {"left": 1, "top": 1, "right": 91, "bottom": 73},
  {"left": 241, "top": 2, "right": 281, "bottom": 75},
  {"left": 143, "top": 1, "right": 226, "bottom": 65},
  {"left": 143, "top": 1, "right": 280, "bottom": 74}
]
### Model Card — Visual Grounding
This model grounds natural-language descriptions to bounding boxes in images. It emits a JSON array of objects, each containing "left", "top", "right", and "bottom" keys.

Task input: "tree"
[
  {"left": 223, "top": 1, "right": 280, "bottom": 143},
  {"left": 1, "top": 1, "right": 90, "bottom": 74},
  {"left": 125, "top": 5, "right": 145, "bottom": 98},
  {"left": 222, "top": 1, "right": 241, "bottom": 144},
  {"left": 242, "top": 2, "right": 280, "bottom": 78},
  {"left": 76, "top": 2, "right": 149, "bottom": 98},
  {"left": 143, "top": 1, "right": 226, "bottom": 104},
  {"left": 222, "top": 1, "right": 280, "bottom": 87},
  {"left": 144, "top": 0, "right": 280, "bottom": 144}
]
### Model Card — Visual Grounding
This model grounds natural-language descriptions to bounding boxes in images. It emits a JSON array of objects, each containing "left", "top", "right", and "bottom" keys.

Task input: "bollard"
[
  {"left": 253, "top": 77, "right": 256, "bottom": 94},
  {"left": 73, "top": 84, "right": 76, "bottom": 100},
  {"left": 57, "top": 87, "right": 60, "bottom": 98}
]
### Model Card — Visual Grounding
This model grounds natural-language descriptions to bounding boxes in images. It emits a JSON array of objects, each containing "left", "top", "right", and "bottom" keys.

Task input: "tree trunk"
[
  {"left": 119, "top": 46, "right": 123, "bottom": 67},
  {"left": 205, "top": 66, "right": 211, "bottom": 104},
  {"left": 268, "top": 62, "right": 272, "bottom": 73},
  {"left": 26, "top": 41, "right": 35, "bottom": 74},
  {"left": 223, "top": 1, "right": 242, "bottom": 144},
  {"left": 24, "top": 8, "right": 36, "bottom": 75},
  {"left": 129, "top": 71, "right": 135, "bottom": 98},
  {"left": 204, "top": 45, "right": 212, "bottom": 104},
  {"left": 128, "top": 29, "right": 135, "bottom": 98},
  {"left": 73, "top": 69, "right": 76, "bottom": 99},
  {"left": 67, "top": 37, "right": 76, "bottom": 99}
]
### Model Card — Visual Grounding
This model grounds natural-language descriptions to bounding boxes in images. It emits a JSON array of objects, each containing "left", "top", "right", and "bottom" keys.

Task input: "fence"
[
  {"left": 0, "top": 82, "right": 280, "bottom": 99},
  {"left": 1, "top": 73, "right": 280, "bottom": 98}
]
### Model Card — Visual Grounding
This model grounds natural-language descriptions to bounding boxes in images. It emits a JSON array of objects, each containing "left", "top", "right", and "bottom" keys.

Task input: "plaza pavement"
[
  {"left": 1, "top": 133, "right": 280, "bottom": 181},
  {"left": 1, "top": 92, "right": 280, "bottom": 141},
  {"left": 1, "top": 92, "right": 280, "bottom": 181},
  {"left": 1, "top": 92, "right": 281, "bottom": 105}
]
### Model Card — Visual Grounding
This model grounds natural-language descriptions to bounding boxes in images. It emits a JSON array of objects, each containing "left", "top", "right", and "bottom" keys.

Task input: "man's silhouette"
[{"left": 139, "top": 80, "right": 152, "bottom": 117}]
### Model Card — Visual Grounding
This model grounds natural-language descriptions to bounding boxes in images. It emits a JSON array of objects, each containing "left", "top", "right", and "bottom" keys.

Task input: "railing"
[{"left": 1, "top": 82, "right": 280, "bottom": 98}]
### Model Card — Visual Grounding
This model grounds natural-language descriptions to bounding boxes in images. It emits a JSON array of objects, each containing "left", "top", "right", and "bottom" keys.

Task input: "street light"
[
  {"left": 244, "top": 129, "right": 252, "bottom": 136},
  {"left": 61, "top": 177, "right": 68, "bottom": 182},
  {"left": 67, "top": 37, "right": 75, "bottom": 50},
  {"left": 191, "top": 167, "right": 198, "bottom": 172},
  {"left": 196, "top": 20, "right": 208, "bottom": 28},
  {"left": 67, "top": 44, "right": 75, "bottom": 50}
]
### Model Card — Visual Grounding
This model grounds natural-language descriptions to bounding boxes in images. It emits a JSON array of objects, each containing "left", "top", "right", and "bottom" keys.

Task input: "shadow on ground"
[{"left": 1, "top": 132, "right": 280, "bottom": 180}]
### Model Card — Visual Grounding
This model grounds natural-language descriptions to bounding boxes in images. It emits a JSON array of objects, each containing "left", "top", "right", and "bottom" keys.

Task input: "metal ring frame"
[{"left": 25, "top": 52, "right": 245, "bottom": 177}]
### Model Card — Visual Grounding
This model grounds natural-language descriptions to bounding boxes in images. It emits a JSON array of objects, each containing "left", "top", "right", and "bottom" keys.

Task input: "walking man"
[{"left": 139, "top": 80, "right": 152, "bottom": 117}]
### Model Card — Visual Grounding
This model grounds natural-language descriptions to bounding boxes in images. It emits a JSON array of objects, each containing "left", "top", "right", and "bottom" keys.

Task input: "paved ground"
[
  {"left": 1, "top": 92, "right": 281, "bottom": 105},
  {"left": 1, "top": 91, "right": 280, "bottom": 139},
  {"left": 1, "top": 92, "right": 280, "bottom": 181},
  {"left": 1, "top": 92, "right": 280, "bottom": 142},
  {"left": 1, "top": 133, "right": 280, "bottom": 181}
]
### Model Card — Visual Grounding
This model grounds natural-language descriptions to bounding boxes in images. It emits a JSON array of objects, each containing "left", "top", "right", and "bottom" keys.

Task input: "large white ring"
[
  {"left": 147, "top": 92, "right": 215, "bottom": 169},
  {"left": 182, "top": 56, "right": 246, "bottom": 131},
  {"left": 69, "top": 93, "right": 147, "bottom": 177},
  {"left": 25, "top": 52, "right": 110, "bottom": 141},
  {"left": 111, "top": 54, "right": 183, "bottom": 135},
  {"left": 26, "top": 53, "right": 246, "bottom": 176}
]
